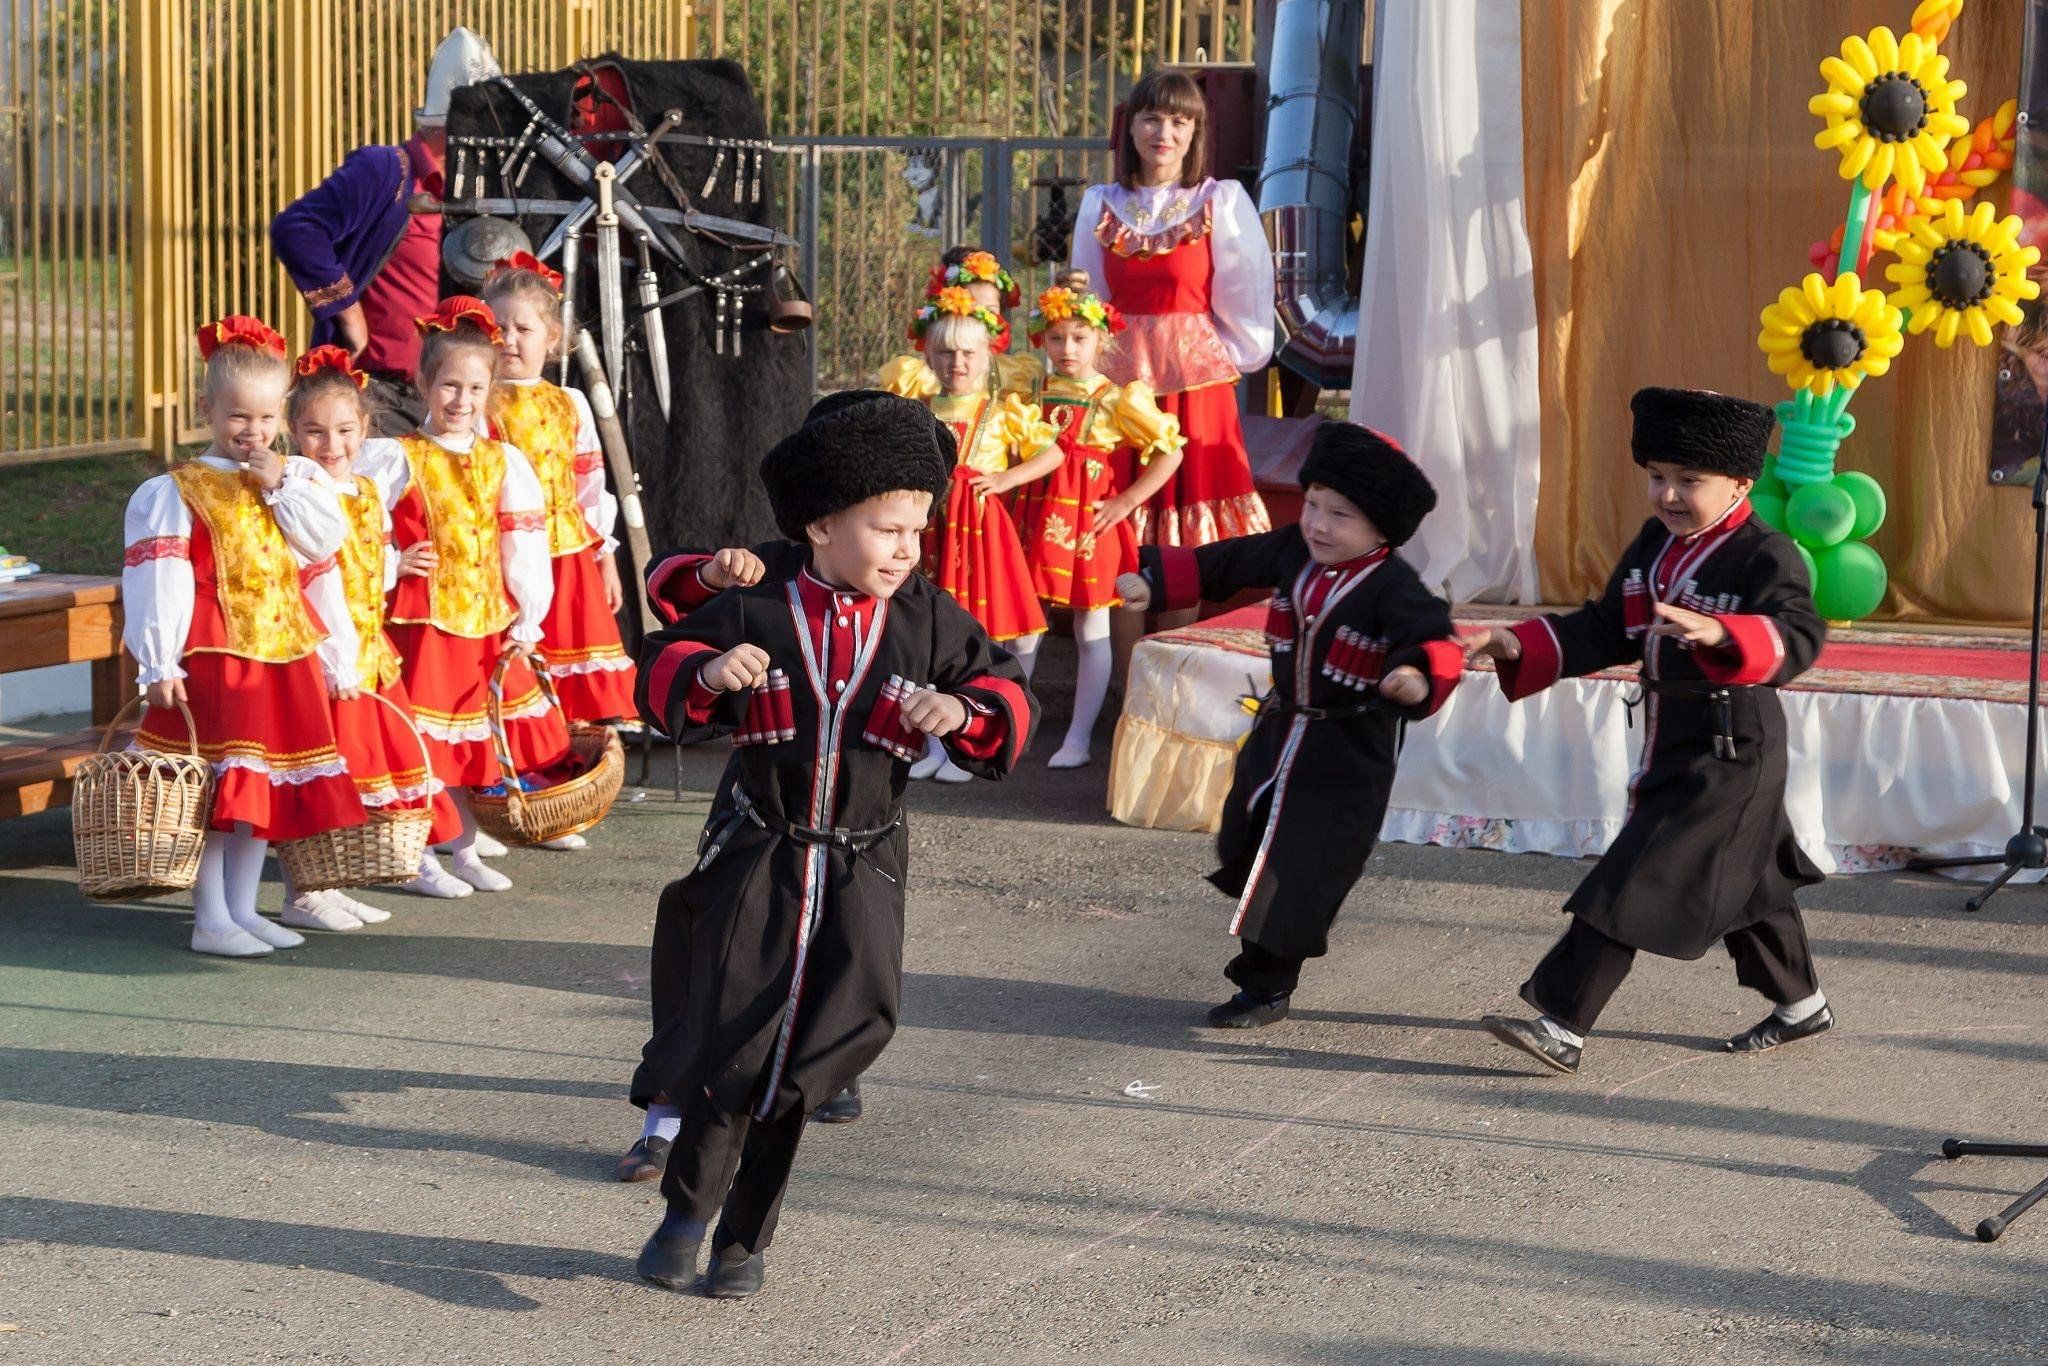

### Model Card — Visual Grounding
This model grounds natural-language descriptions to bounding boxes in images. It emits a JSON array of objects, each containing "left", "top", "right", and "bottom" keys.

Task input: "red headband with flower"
[
  {"left": 413, "top": 296, "right": 504, "bottom": 345},
  {"left": 1027, "top": 284, "right": 1125, "bottom": 344},
  {"left": 925, "top": 250, "right": 1023, "bottom": 309},
  {"left": 909, "top": 285, "right": 1008, "bottom": 350},
  {"left": 292, "top": 345, "right": 370, "bottom": 390},
  {"left": 489, "top": 251, "right": 565, "bottom": 293},
  {"left": 197, "top": 315, "right": 288, "bottom": 360}
]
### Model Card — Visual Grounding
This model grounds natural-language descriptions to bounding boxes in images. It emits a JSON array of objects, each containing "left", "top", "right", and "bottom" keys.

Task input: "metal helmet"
[
  {"left": 442, "top": 215, "right": 535, "bottom": 288},
  {"left": 416, "top": 27, "right": 502, "bottom": 127}
]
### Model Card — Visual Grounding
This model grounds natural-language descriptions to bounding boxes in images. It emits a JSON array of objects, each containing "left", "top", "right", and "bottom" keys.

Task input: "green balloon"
[
  {"left": 1794, "top": 541, "right": 1819, "bottom": 590},
  {"left": 1786, "top": 480, "right": 1857, "bottom": 548},
  {"left": 1811, "top": 540, "right": 1888, "bottom": 620},
  {"left": 1750, "top": 492, "right": 1787, "bottom": 531},
  {"left": 1834, "top": 470, "right": 1887, "bottom": 540},
  {"left": 1755, "top": 457, "right": 1788, "bottom": 502}
]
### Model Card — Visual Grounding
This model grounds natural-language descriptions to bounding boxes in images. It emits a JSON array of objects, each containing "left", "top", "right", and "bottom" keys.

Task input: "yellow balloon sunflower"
[
  {"left": 1758, "top": 272, "right": 1907, "bottom": 397},
  {"left": 1885, "top": 197, "right": 2042, "bottom": 348},
  {"left": 1810, "top": 25, "right": 1971, "bottom": 196}
]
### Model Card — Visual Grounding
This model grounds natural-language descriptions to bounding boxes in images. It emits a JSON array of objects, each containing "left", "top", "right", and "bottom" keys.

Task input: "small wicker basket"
[
  {"left": 470, "top": 647, "right": 624, "bottom": 846},
  {"left": 275, "top": 690, "right": 437, "bottom": 892},
  {"left": 72, "top": 694, "right": 215, "bottom": 902}
]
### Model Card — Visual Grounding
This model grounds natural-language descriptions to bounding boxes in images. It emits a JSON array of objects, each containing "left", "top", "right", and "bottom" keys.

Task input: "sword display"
[
  {"left": 557, "top": 228, "right": 580, "bottom": 386},
  {"left": 635, "top": 231, "right": 672, "bottom": 421},
  {"left": 572, "top": 330, "right": 656, "bottom": 636},
  {"left": 593, "top": 162, "right": 627, "bottom": 399},
  {"left": 533, "top": 108, "right": 685, "bottom": 260},
  {"left": 419, "top": 196, "right": 796, "bottom": 250}
]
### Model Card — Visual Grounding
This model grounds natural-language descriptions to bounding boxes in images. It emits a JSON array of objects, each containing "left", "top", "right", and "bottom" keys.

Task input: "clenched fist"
[
  {"left": 703, "top": 547, "right": 767, "bottom": 591},
  {"left": 902, "top": 688, "right": 968, "bottom": 737},
  {"left": 1115, "top": 571, "right": 1152, "bottom": 613},
  {"left": 1377, "top": 665, "right": 1428, "bottom": 706},
  {"left": 700, "top": 643, "right": 771, "bottom": 693}
]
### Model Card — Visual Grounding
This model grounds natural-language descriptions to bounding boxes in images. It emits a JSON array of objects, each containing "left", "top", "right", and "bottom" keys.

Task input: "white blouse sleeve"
[
  {"left": 497, "top": 442, "right": 555, "bottom": 643},
  {"left": 354, "top": 437, "right": 411, "bottom": 511},
  {"left": 121, "top": 475, "right": 196, "bottom": 687},
  {"left": 1069, "top": 184, "right": 1110, "bottom": 301},
  {"left": 304, "top": 556, "right": 360, "bottom": 691},
  {"left": 1206, "top": 180, "right": 1276, "bottom": 374},
  {"left": 566, "top": 387, "right": 618, "bottom": 552},
  {"left": 268, "top": 456, "right": 348, "bottom": 562},
  {"left": 380, "top": 498, "right": 399, "bottom": 594}
]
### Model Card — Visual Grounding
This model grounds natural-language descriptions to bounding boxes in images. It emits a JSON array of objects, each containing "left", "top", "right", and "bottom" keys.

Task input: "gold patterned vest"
[
  {"left": 398, "top": 433, "right": 517, "bottom": 638},
  {"left": 489, "top": 381, "right": 598, "bottom": 556},
  {"left": 336, "top": 476, "right": 401, "bottom": 688},
  {"left": 170, "top": 462, "right": 322, "bottom": 663}
]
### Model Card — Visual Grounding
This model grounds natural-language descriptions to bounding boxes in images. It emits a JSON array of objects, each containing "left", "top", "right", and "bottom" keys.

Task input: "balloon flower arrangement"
[{"left": 1754, "top": 0, "right": 2039, "bottom": 620}]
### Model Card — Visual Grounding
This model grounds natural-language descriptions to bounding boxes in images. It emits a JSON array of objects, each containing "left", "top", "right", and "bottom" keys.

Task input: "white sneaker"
[
  {"left": 332, "top": 891, "right": 390, "bottom": 923},
  {"left": 405, "top": 852, "right": 475, "bottom": 899},
  {"left": 538, "top": 832, "right": 587, "bottom": 850},
  {"left": 191, "top": 926, "right": 273, "bottom": 958},
  {"left": 932, "top": 757, "right": 974, "bottom": 784},
  {"left": 280, "top": 892, "right": 364, "bottom": 932},
  {"left": 450, "top": 854, "right": 513, "bottom": 892},
  {"left": 1047, "top": 742, "right": 1092, "bottom": 770},
  {"left": 237, "top": 918, "right": 306, "bottom": 949}
]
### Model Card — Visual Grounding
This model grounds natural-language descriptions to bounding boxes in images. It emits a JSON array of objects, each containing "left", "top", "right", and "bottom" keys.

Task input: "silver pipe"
[{"left": 1256, "top": 0, "right": 1365, "bottom": 391}]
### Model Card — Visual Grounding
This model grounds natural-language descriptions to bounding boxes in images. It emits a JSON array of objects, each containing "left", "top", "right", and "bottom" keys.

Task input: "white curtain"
[{"left": 1350, "top": 0, "right": 1542, "bottom": 604}]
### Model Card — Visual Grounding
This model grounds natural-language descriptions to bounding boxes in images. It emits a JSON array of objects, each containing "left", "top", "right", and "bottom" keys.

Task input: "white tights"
[
  {"left": 193, "top": 824, "right": 271, "bottom": 937},
  {"left": 1059, "top": 608, "right": 1114, "bottom": 756}
]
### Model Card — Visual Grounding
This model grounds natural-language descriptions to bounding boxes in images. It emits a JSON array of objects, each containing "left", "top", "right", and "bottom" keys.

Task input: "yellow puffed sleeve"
[
  {"left": 1105, "top": 380, "right": 1186, "bottom": 464},
  {"left": 874, "top": 353, "right": 941, "bottom": 399},
  {"left": 992, "top": 392, "right": 1059, "bottom": 462},
  {"left": 993, "top": 350, "right": 1045, "bottom": 397}
]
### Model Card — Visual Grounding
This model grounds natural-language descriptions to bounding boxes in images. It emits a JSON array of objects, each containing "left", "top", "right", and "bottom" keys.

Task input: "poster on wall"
[{"left": 1993, "top": 0, "right": 2048, "bottom": 483}]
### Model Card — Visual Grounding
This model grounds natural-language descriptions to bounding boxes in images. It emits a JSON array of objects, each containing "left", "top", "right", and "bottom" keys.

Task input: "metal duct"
[{"left": 1256, "top": 0, "right": 1365, "bottom": 391}]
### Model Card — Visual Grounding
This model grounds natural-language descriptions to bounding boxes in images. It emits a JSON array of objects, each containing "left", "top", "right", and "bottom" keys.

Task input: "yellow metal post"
[
  {"left": 276, "top": 0, "right": 339, "bottom": 356},
  {"left": 129, "top": 0, "right": 193, "bottom": 462}
]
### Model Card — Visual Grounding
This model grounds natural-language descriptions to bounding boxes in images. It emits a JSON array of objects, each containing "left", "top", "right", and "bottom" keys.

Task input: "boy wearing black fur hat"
[
  {"left": 1118, "top": 421, "right": 1464, "bottom": 1027},
  {"left": 631, "top": 391, "right": 1036, "bottom": 1297},
  {"left": 1462, "top": 387, "right": 1831, "bottom": 1075}
]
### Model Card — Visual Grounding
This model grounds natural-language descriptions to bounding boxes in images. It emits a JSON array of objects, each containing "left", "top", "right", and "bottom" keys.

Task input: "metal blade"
[
  {"left": 557, "top": 229, "right": 579, "bottom": 385},
  {"left": 636, "top": 235, "right": 671, "bottom": 422},
  {"left": 594, "top": 163, "right": 627, "bottom": 402}
]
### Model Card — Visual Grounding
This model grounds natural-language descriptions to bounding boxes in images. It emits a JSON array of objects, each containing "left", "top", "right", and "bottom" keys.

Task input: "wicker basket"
[
  {"left": 470, "top": 647, "right": 625, "bottom": 845},
  {"left": 275, "top": 691, "right": 437, "bottom": 891},
  {"left": 72, "top": 694, "right": 216, "bottom": 902}
]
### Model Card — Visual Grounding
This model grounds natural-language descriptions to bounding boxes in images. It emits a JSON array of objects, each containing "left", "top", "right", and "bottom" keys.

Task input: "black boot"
[
  {"left": 1206, "top": 990, "right": 1291, "bottom": 1029},
  {"left": 810, "top": 1081, "right": 863, "bottom": 1124},
  {"left": 635, "top": 1211, "right": 704, "bottom": 1292},
  {"left": 1480, "top": 1014, "right": 1581, "bottom": 1074},
  {"left": 1725, "top": 1004, "right": 1834, "bottom": 1053},
  {"left": 705, "top": 1245, "right": 767, "bottom": 1299},
  {"left": 614, "top": 1134, "right": 671, "bottom": 1183}
]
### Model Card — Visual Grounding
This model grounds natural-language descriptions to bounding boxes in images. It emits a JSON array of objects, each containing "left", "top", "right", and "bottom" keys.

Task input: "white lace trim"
[
  {"left": 415, "top": 716, "right": 494, "bottom": 743},
  {"left": 217, "top": 755, "right": 353, "bottom": 786},
  {"left": 544, "top": 655, "right": 636, "bottom": 677},
  {"left": 360, "top": 776, "right": 444, "bottom": 807}
]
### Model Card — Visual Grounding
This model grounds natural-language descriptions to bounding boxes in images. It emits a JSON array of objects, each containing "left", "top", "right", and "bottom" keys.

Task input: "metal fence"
[{"left": 2, "top": 0, "right": 1249, "bottom": 465}]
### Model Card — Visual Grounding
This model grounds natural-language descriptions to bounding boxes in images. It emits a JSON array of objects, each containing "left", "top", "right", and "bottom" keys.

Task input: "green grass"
[{"left": 0, "top": 449, "right": 169, "bottom": 576}]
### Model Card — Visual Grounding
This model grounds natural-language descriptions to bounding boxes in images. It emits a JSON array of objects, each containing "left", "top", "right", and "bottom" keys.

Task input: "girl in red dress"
[
  {"left": 1069, "top": 70, "right": 1273, "bottom": 556},
  {"left": 880, "top": 288, "right": 1061, "bottom": 780},
  {"left": 381, "top": 298, "right": 571, "bottom": 892},
  {"left": 482, "top": 255, "right": 637, "bottom": 747},
  {"left": 123, "top": 317, "right": 365, "bottom": 958},
  {"left": 286, "top": 345, "right": 466, "bottom": 918},
  {"left": 1014, "top": 271, "right": 1186, "bottom": 767}
]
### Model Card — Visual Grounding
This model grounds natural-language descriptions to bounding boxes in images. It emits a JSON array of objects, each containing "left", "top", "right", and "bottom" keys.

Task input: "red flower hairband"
[
  {"left": 413, "top": 296, "right": 504, "bottom": 345},
  {"left": 292, "top": 345, "right": 370, "bottom": 389},
  {"left": 490, "top": 251, "right": 564, "bottom": 292},
  {"left": 197, "top": 315, "right": 288, "bottom": 360}
]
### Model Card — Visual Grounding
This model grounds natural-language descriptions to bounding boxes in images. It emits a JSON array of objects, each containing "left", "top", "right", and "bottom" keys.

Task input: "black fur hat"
[
  {"left": 1629, "top": 387, "right": 1776, "bottom": 478},
  {"left": 759, "top": 389, "right": 955, "bottom": 541},
  {"left": 1297, "top": 422, "right": 1438, "bottom": 547}
]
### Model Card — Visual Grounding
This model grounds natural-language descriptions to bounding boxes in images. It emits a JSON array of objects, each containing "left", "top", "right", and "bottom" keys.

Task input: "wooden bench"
[{"left": 0, "top": 574, "right": 136, "bottom": 819}]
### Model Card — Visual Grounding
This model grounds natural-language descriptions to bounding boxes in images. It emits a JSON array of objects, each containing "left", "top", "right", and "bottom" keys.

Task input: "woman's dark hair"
[{"left": 1117, "top": 69, "right": 1209, "bottom": 190}]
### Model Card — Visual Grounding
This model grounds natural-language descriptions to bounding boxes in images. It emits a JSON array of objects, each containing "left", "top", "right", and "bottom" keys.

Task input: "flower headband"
[
  {"left": 909, "top": 285, "right": 1007, "bottom": 349},
  {"left": 292, "top": 345, "right": 370, "bottom": 389},
  {"left": 1027, "top": 284, "right": 1125, "bottom": 342},
  {"left": 489, "top": 251, "right": 564, "bottom": 293},
  {"left": 413, "top": 295, "right": 504, "bottom": 345},
  {"left": 197, "top": 315, "right": 288, "bottom": 360},
  {"left": 926, "top": 250, "right": 1022, "bottom": 309}
]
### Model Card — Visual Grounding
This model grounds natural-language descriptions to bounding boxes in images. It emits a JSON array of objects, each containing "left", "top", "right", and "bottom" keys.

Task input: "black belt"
[
  {"left": 1626, "top": 678, "right": 1744, "bottom": 761},
  {"left": 1256, "top": 691, "right": 1386, "bottom": 723},
  {"left": 736, "top": 789, "right": 900, "bottom": 853}
]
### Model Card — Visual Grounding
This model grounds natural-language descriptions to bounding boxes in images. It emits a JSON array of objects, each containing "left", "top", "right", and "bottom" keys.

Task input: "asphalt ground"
[{"left": 2, "top": 663, "right": 2046, "bottom": 1363}]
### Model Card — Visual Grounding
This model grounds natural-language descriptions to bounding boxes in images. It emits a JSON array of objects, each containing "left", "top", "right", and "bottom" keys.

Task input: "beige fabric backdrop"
[{"left": 1522, "top": 0, "right": 2029, "bottom": 625}]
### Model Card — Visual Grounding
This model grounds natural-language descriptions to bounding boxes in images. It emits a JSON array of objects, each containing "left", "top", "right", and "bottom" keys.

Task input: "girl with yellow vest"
[
  {"left": 123, "top": 316, "right": 365, "bottom": 958},
  {"left": 375, "top": 297, "right": 570, "bottom": 894}
]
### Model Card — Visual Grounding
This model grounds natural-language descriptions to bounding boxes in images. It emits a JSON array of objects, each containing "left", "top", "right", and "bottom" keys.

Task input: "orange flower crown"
[
  {"left": 925, "top": 250, "right": 1022, "bottom": 309},
  {"left": 1027, "top": 284, "right": 1125, "bottom": 343},
  {"left": 292, "top": 345, "right": 370, "bottom": 389},
  {"left": 489, "top": 251, "right": 565, "bottom": 294},
  {"left": 197, "top": 315, "right": 288, "bottom": 360},
  {"left": 909, "top": 285, "right": 1008, "bottom": 350},
  {"left": 414, "top": 296, "right": 504, "bottom": 345}
]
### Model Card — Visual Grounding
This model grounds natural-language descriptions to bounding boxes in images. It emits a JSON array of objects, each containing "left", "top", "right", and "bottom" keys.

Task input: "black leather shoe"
[
  {"left": 1206, "top": 990, "right": 1291, "bottom": 1029},
  {"left": 1481, "top": 1014, "right": 1581, "bottom": 1074},
  {"left": 705, "top": 1247, "right": 766, "bottom": 1299},
  {"left": 614, "top": 1135, "right": 671, "bottom": 1183},
  {"left": 1725, "top": 1005, "right": 1834, "bottom": 1053},
  {"left": 635, "top": 1212, "right": 703, "bottom": 1292},
  {"left": 810, "top": 1082, "right": 863, "bottom": 1124}
]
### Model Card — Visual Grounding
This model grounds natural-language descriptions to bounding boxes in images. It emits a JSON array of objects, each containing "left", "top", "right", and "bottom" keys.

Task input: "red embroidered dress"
[{"left": 919, "top": 391, "right": 1056, "bottom": 643}]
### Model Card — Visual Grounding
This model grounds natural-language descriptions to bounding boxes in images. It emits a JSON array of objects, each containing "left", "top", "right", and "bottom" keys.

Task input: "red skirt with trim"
[
  {"left": 387, "top": 623, "right": 572, "bottom": 789},
  {"left": 1014, "top": 450, "right": 1139, "bottom": 610},
  {"left": 1118, "top": 382, "right": 1269, "bottom": 549},
  {"left": 922, "top": 468, "right": 1047, "bottom": 642},
  {"left": 540, "top": 547, "right": 638, "bottom": 724},
  {"left": 136, "top": 651, "right": 366, "bottom": 843},
  {"left": 332, "top": 675, "right": 462, "bottom": 845}
]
